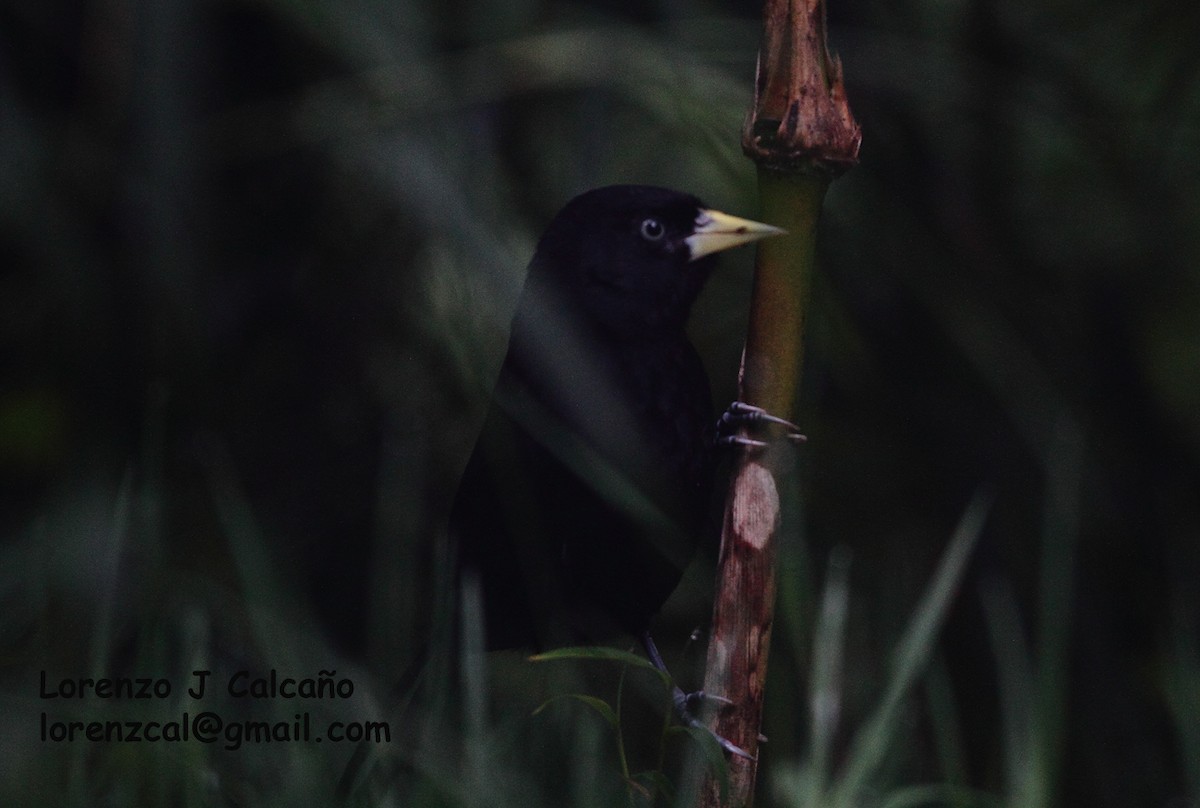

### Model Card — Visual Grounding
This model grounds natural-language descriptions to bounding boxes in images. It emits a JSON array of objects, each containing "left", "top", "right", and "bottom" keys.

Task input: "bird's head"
[{"left": 525, "top": 185, "right": 783, "bottom": 337}]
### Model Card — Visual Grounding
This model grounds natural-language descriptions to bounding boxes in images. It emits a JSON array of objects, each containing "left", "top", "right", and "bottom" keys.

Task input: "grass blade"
[{"left": 831, "top": 493, "right": 990, "bottom": 804}]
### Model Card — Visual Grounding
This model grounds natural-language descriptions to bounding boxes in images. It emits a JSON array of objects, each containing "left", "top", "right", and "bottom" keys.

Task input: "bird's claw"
[
  {"left": 716, "top": 401, "right": 806, "bottom": 450},
  {"left": 715, "top": 732, "right": 756, "bottom": 760},
  {"left": 715, "top": 435, "right": 769, "bottom": 450},
  {"left": 671, "top": 688, "right": 754, "bottom": 759},
  {"left": 682, "top": 690, "right": 734, "bottom": 711}
]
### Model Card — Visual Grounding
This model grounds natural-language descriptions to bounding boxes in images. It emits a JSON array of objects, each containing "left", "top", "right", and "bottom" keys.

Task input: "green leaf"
[
  {"left": 529, "top": 645, "right": 670, "bottom": 685},
  {"left": 669, "top": 725, "right": 731, "bottom": 804},
  {"left": 831, "top": 493, "right": 989, "bottom": 804},
  {"left": 532, "top": 693, "right": 619, "bottom": 728},
  {"left": 631, "top": 769, "right": 675, "bottom": 803}
]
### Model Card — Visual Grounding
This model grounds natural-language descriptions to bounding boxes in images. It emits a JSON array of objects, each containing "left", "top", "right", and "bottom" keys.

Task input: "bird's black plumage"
[{"left": 451, "top": 185, "right": 779, "bottom": 651}]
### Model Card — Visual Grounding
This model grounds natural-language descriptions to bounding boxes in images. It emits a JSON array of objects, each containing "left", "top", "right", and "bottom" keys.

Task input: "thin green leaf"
[
  {"left": 980, "top": 579, "right": 1035, "bottom": 803},
  {"left": 529, "top": 645, "right": 670, "bottom": 685},
  {"left": 832, "top": 493, "right": 990, "bottom": 804},
  {"left": 532, "top": 693, "right": 620, "bottom": 729},
  {"left": 808, "top": 545, "right": 852, "bottom": 802}
]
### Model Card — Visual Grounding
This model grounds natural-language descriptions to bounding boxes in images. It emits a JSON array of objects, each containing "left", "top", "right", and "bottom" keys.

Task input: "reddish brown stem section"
[{"left": 743, "top": 0, "right": 861, "bottom": 174}]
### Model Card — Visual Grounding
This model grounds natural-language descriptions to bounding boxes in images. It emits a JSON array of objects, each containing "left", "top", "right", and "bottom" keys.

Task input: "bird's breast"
[{"left": 600, "top": 338, "right": 713, "bottom": 507}]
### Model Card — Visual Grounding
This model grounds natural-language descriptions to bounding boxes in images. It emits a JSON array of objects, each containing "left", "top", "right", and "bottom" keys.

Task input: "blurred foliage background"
[{"left": 1, "top": 0, "right": 1198, "bottom": 805}]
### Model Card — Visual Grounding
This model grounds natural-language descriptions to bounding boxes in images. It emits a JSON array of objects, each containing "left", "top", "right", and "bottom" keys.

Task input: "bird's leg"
[
  {"left": 715, "top": 401, "right": 807, "bottom": 450},
  {"left": 639, "top": 631, "right": 753, "bottom": 759}
]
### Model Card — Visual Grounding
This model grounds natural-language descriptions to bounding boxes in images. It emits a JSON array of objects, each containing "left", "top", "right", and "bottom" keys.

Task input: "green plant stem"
[{"left": 740, "top": 170, "right": 827, "bottom": 418}]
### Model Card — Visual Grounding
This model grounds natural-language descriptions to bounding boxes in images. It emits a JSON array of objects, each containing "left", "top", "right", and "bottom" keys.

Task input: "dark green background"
[{"left": 2, "top": 0, "right": 1197, "bottom": 805}]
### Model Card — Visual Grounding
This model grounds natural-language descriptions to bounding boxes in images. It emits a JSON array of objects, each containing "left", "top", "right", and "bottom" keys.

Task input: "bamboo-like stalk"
[{"left": 698, "top": 0, "right": 859, "bottom": 805}]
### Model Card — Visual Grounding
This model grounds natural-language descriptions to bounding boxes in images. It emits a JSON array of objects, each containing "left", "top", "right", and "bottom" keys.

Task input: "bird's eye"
[{"left": 639, "top": 218, "right": 665, "bottom": 242}]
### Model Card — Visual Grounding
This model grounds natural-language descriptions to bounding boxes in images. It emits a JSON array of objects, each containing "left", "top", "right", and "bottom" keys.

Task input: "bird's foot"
[
  {"left": 670, "top": 686, "right": 754, "bottom": 759},
  {"left": 715, "top": 401, "right": 807, "bottom": 450},
  {"left": 641, "top": 631, "right": 755, "bottom": 759}
]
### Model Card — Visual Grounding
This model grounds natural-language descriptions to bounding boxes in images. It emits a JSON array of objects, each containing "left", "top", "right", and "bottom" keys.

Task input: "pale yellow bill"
[{"left": 685, "top": 208, "right": 786, "bottom": 262}]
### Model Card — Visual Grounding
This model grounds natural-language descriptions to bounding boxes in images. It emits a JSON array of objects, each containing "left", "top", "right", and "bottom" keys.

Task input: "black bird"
[
  {"left": 451, "top": 185, "right": 786, "bottom": 661},
  {"left": 339, "top": 188, "right": 785, "bottom": 799}
]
